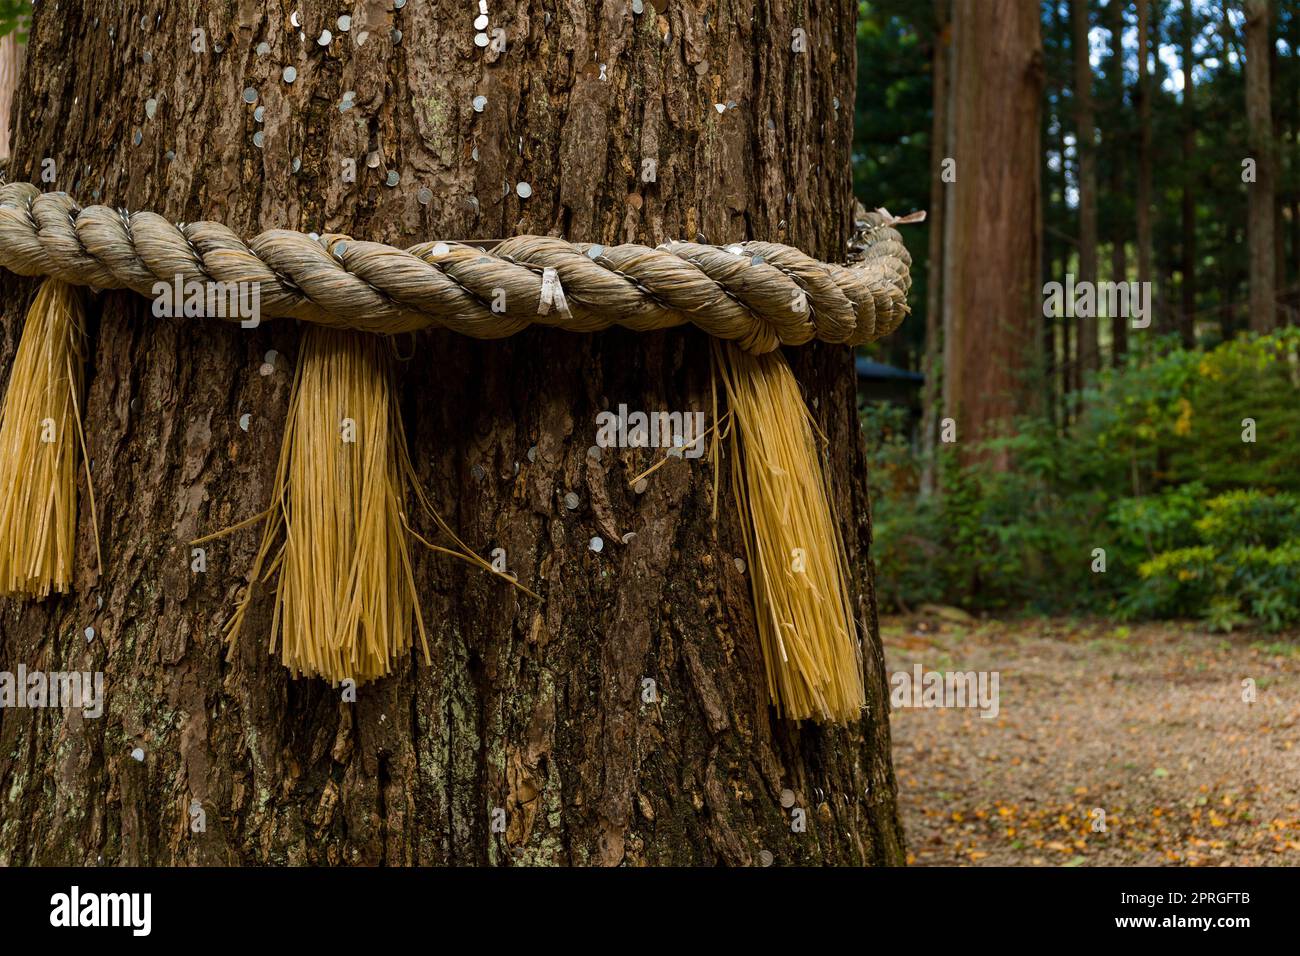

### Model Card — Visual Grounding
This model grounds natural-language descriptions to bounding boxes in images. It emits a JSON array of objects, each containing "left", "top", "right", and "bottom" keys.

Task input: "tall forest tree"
[
  {"left": 1136, "top": 0, "right": 1155, "bottom": 315},
  {"left": 1179, "top": 0, "right": 1197, "bottom": 347},
  {"left": 1270, "top": 0, "right": 1285, "bottom": 320},
  {"left": 921, "top": 0, "right": 950, "bottom": 496},
  {"left": 0, "top": 32, "right": 20, "bottom": 161},
  {"left": 943, "top": 0, "right": 1044, "bottom": 463},
  {"left": 1245, "top": 0, "right": 1277, "bottom": 332},
  {"left": 1073, "top": 0, "right": 1099, "bottom": 374},
  {"left": 1105, "top": 0, "right": 1128, "bottom": 364},
  {"left": 0, "top": 2, "right": 904, "bottom": 865},
  {"left": 1288, "top": 2, "right": 1300, "bottom": 318},
  {"left": 1047, "top": 0, "right": 1075, "bottom": 411}
]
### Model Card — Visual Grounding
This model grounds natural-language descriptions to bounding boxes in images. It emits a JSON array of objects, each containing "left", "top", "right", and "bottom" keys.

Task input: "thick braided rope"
[{"left": 0, "top": 183, "right": 910, "bottom": 351}]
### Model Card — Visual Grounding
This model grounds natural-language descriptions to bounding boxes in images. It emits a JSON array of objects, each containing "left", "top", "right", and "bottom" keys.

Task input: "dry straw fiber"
[
  {"left": 0, "top": 278, "right": 98, "bottom": 597},
  {"left": 215, "top": 326, "right": 429, "bottom": 684},
  {"left": 715, "top": 341, "right": 865, "bottom": 722}
]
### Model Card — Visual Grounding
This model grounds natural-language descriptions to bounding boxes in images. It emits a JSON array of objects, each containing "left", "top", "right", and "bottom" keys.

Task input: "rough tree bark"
[
  {"left": 943, "top": 0, "right": 1043, "bottom": 463},
  {"left": 0, "top": 2, "right": 905, "bottom": 865},
  {"left": 1245, "top": 0, "right": 1276, "bottom": 332}
]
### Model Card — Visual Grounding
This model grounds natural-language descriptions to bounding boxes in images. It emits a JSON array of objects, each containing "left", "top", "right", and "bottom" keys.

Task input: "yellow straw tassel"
[
  {"left": 0, "top": 278, "right": 99, "bottom": 598},
  {"left": 713, "top": 340, "right": 865, "bottom": 723},
  {"left": 203, "top": 326, "right": 531, "bottom": 686},
  {"left": 219, "top": 326, "right": 429, "bottom": 684}
]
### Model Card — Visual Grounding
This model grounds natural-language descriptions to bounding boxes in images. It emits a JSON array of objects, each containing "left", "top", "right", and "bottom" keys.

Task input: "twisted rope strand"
[{"left": 0, "top": 183, "right": 911, "bottom": 351}]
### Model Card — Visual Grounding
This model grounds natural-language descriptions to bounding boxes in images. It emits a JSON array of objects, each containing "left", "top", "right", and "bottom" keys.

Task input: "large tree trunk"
[
  {"left": 1072, "top": 0, "right": 1099, "bottom": 376},
  {"left": 944, "top": 0, "right": 1043, "bottom": 463},
  {"left": 1245, "top": 0, "right": 1277, "bottom": 332},
  {"left": 0, "top": 1, "right": 905, "bottom": 866}
]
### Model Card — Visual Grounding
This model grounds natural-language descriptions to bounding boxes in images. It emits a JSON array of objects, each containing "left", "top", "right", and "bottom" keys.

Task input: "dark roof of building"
[{"left": 855, "top": 357, "right": 924, "bottom": 383}]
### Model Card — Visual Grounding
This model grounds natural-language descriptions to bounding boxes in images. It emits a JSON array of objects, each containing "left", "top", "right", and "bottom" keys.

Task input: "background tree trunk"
[
  {"left": 1292, "top": 5, "right": 1300, "bottom": 324},
  {"left": 0, "top": 32, "right": 22, "bottom": 162},
  {"left": 943, "top": 0, "right": 1043, "bottom": 463},
  {"left": 1136, "top": 0, "right": 1154, "bottom": 315},
  {"left": 1245, "top": 0, "right": 1276, "bottom": 332},
  {"left": 920, "top": 0, "right": 950, "bottom": 497},
  {"left": 1270, "top": 0, "right": 1285, "bottom": 325},
  {"left": 0, "top": 1, "right": 904, "bottom": 866},
  {"left": 1105, "top": 0, "right": 1128, "bottom": 366},
  {"left": 1051, "top": 0, "right": 1077, "bottom": 415},
  {"left": 1179, "top": 0, "right": 1197, "bottom": 347},
  {"left": 1073, "top": 0, "right": 1099, "bottom": 375}
]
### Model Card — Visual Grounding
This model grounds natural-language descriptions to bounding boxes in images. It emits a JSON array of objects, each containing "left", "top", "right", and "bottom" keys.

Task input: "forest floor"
[{"left": 882, "top": 611, "right": 1300, "bottom": 866}]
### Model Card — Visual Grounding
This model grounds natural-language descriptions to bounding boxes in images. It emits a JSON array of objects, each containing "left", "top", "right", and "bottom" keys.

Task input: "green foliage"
[
  {"left": 869, "top": 438, "right": 1109, "bottom": 615},
  {"left": 1074, "top": 330, "right": 1300, "bottom": 495},
  {"left": 1132, "top": 530, "right": 1300, "bottom": 634},
  {"left": 1195, "top": 490, "right": 1300, "bottom": 551},
  {"left": 860, "top": 400, "right": 916, "bottom": 498},
  {"left": 854, "top": 1, "right": 934, "bottom": 370},
  {"left": 0, "top": 0, "right": 30, "bottom": 41},
  {"left": 867, "top": 332, "right": 1300, "bottom": 631},
  {"left": 1107, "top": 482, "right": 1206, "bottom": 562},
  {"left": 1125, "top": 546, "right": 1217, "bottom": 622},
  {"left": 851, "top": 0, "right": 1300, "bottom": 632}
]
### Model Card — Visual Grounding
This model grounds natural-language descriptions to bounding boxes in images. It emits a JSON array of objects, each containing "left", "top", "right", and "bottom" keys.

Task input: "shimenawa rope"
[
  {"left": 0, "top": 182, "right": 910, "bottom": 350},
  {"left": 0, "top": 183, "right": 914, "bottom": 724}
]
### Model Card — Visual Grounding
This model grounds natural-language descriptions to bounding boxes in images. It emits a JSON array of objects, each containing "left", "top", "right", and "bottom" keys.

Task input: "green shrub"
[
  {"left": 1194, "top": 489, "right": 1300, "bottom": 550},
  {"left": 1133, "top": 535, "right": 1300, "bottom": 633},
  {"left": 1106, "top": 482, "right": 1206, "bottom": 569},
  {"left": 864, "top": 330, "right": 1300, "bottom": 630},
  {"left": 1127, "top": 546, "right": 1218, "bottom": 620}
]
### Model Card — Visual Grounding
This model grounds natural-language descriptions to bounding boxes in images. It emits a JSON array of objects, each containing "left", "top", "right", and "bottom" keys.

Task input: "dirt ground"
[{"left": 883, "top": 612, "right": 1300, "bottom": 866}]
